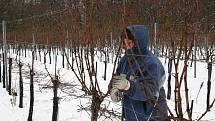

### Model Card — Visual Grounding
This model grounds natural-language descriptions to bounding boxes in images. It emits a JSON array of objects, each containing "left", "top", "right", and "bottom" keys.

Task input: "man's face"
[{"left": 122, "top": 39, "right": 134, "bottom": 50}]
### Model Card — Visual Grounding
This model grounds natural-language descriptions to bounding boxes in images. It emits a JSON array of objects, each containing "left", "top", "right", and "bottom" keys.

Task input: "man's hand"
[
  {"left": 112, "top": 74, "right": 130, "bottom": 91},
  {"left": 110, "top": 88, "right": 122, "bottom": 102}
]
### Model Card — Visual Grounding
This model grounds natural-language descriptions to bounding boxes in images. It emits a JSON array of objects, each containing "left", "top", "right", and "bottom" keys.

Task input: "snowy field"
[{"left": 0, "top": 50, "right": 215, "bottom": 121}]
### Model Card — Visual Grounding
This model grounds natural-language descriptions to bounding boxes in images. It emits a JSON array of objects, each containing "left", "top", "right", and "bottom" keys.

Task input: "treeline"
[{"left": 0, "top": 0, "right": 214, "bottom": 47}]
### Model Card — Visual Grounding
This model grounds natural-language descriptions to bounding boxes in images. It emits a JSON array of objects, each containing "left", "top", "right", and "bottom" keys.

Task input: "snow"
[{"left": 0, "top": 50, "right": 215, "bottom": 121}]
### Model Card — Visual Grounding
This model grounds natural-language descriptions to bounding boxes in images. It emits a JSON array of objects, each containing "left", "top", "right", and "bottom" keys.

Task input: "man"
[{"left": 109, "top": 25, "right": 168, "bottom": 121}]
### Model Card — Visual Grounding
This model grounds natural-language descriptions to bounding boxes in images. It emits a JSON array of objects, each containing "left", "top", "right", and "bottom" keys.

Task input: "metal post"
[
  {"left": 66, "top": 30, "right": 69, "bottom": 70},
  {"left": 154, "top": 23, "right": 158, "bottom": 56},
  {"left": 2, "top": 20, "right": 8, "bottom": 89},
  {"left": 194, "top": 34, "right": 197, "bottom": 78},
  {"left": 32, "top": 33, "right": 36, "bottom": 61},
  {"left": 14, "top": 32, "right": 16, "bottom": 54},
  {"left": 205, "top": 35, "right": 209, "bottom": 63},
  {"left": 111, "top": 32, "right": 114, "bottom": 63},
  {"left": 33, "top": 33, "right": 35, "bottom": 52}
]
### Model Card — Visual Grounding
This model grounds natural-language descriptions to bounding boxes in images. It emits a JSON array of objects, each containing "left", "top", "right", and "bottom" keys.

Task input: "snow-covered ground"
[{"left": 0, "top": 50, "right": 215, "bottom": 121}]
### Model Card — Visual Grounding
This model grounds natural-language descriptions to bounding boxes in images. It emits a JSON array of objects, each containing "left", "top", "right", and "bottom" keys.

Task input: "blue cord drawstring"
[{"left": 147, "top": 96, "right": 159, "bottom": 121}]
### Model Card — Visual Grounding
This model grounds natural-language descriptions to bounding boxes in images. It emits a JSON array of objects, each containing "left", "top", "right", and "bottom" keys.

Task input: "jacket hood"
[{"left": 127, "top": 25, "right": 149, "bottom": 53}]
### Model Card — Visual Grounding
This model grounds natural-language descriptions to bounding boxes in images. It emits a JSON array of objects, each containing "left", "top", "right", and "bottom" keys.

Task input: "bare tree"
[{"left": 27, "top": 33, "right": 36, "bottom": 121}]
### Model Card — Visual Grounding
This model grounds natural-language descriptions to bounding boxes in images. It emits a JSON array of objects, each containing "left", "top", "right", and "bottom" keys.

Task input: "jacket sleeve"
[
  {"left": 124, "top": 62, "right": 166, "bottom": 101},
  {"left": 115, "top": 56, "right": 126, "bottom": 75}
]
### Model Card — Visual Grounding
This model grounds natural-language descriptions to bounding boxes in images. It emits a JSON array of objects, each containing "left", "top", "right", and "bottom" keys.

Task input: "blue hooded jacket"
[{"left": 116, "top": 25, "right": 168, "bottom": 121}]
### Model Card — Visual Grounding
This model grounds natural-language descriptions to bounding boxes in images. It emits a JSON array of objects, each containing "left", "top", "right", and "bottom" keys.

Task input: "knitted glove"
[
  {"left": 110, "top": 88, "right": 122, "bottom": 102},
  {"left": 112, "top": 74, "right": 130, "bottom": 91}
]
